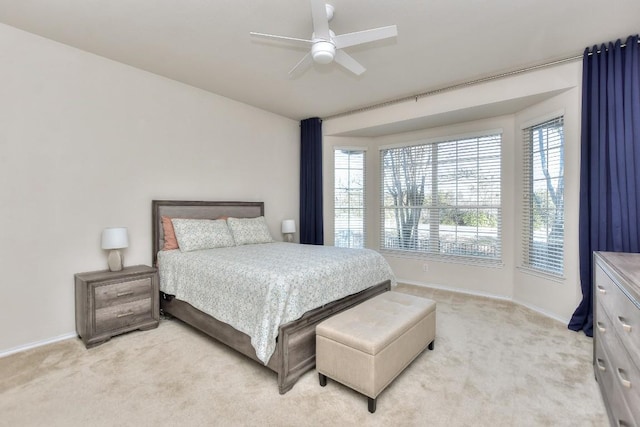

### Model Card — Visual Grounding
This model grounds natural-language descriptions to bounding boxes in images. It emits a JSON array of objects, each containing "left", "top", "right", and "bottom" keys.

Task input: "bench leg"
[
  {"left": 319, "top": 373, "right": 327, "bottom": 387},
  {"left": 368, "top": 397, "right": 377, "bottom": 413},
  {"left": 428, "top": 340, "right": 435, "bottom": 350}
]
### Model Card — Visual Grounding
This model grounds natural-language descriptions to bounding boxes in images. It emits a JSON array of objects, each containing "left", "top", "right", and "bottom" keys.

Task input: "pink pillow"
[{"left": 161, "top": 216, "right": 179, "bottom": 250}]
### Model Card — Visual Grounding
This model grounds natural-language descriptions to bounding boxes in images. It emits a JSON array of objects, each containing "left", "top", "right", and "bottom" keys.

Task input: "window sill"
[
  {"left": 516, "top": 266, "right": 565, "bottom": 283},
  {"left": 380, "top": 249, "right": 504, "bottom": 268}
]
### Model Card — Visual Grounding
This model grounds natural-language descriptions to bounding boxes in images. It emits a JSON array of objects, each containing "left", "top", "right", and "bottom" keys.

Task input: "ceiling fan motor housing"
[{"left": 312, "top": 40, "right": 336, "bottom": 64}]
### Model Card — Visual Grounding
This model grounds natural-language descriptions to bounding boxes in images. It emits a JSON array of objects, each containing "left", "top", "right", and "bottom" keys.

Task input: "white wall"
[
  {"left": 323, "top": 61, "right": 583, "bottom": 322},
  {"left": 0, "top": 24, "right": 299, "bottom": 354}
]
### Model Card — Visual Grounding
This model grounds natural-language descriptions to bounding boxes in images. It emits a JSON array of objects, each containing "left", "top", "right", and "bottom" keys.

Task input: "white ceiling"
[{"left": 1, "top": 0, "right": 639, "bottom": 121}]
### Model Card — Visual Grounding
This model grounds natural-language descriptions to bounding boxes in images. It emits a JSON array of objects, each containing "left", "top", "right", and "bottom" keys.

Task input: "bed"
[{"left": 152, "top": 200, "right": 394, "bottom": 394}]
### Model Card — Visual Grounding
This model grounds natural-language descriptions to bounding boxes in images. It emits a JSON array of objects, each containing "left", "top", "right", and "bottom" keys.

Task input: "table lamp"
[
  {"left": 101, "top": 227, "right": 129, "bottom": 271},
  {"left": 281, "top": 219, "right": 296, "bottom": 243}
]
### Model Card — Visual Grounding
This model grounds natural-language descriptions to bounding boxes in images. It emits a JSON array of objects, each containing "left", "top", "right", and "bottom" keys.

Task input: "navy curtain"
[
  {"left": 569, "top": 35, "right": 640, "bottom": 337},
  {"left": 300, "top": 117, "right": 324, "bottom": 245}
]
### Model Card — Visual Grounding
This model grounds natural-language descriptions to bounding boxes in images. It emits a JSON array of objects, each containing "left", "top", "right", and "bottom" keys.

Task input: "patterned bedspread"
[{"left": 157, "top": 242, "right": 395, "bottom": 364}]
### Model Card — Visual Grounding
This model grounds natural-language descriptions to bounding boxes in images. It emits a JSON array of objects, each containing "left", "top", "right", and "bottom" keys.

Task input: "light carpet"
[{"left": 0, "top": 284, "right": 606, "bottom": 426}]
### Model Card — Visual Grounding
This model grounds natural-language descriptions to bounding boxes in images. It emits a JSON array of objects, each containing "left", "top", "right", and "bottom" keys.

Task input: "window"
[
  {"left": 380, "top": 133, "right": 502, "bottom": 261},
  {"left": 522, "top": 117, "right": 564, "bottom": 276},
  {"left": 334, "top": 149, "right": 365, "bottom": 248}
]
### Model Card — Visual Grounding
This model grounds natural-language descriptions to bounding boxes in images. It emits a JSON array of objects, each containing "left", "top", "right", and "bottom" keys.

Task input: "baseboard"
[
  {"left": 0, "top": 282, "right": 572, "bottom": 358},
  {"left": 396, "top": 279, "right": 570, "bottom": 325},
  {"left": 0, "top": 332, "right": 77, "bottom": 359},
  {"left": 511, "top": 297, "right": 570, "bottom": 325}
]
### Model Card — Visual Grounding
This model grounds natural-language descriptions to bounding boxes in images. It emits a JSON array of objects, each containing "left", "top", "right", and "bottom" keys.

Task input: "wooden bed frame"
[{"left": 152, "top": 200, "right": 391, "bottom": 394}]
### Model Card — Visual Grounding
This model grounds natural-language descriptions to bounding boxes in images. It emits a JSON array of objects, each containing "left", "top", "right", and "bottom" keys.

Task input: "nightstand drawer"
[
  {"left": 94, "top": 278, "right": 152, "bottom": 309},
  {"left": 95, "top": 298, "right": 153, "bottom": 334}
]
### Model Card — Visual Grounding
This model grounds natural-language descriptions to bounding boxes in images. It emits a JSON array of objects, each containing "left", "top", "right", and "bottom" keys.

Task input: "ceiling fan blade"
[
  {"left": 288, "top": 53, "right": 314, "bottom": 78},
  {"left": 250, "top": 32, "right": 313, "bottom": 48},
  {"left": 333, "top": 25, "right": 398, "bottom": 49},
  {"left": 334, "top": 50, "right": 366, "bottom": 75},
  {"left": 310, "top": 0, "right": 330, "bottom": 40}
]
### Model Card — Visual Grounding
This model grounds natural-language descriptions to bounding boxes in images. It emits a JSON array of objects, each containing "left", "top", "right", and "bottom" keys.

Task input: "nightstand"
[{"left": 75, "top": 265, "right": 159, "bottom": 348}]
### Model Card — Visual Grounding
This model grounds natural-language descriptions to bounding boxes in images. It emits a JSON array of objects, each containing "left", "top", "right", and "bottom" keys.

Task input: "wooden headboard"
[{"left": 151, "top": 200, "right": 264, "bottom": 266}]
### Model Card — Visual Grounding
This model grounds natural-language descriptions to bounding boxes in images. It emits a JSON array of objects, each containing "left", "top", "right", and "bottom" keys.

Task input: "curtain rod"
[
  {"left": 324, "top": 38, "right": 640, "bottom": 121},
  {"left": 322, "top": 55, "right": 580, "bottom": 120},
  {"left": 587, "top": 38, "right": 639, "bottom": 55}
]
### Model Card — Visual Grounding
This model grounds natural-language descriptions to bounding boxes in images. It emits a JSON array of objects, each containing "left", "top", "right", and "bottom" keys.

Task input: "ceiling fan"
[{"left": 250, "top": 0, "right": 398, "bottom": 77}]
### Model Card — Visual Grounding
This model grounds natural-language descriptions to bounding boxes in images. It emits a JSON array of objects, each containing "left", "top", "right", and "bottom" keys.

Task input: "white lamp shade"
[
  {"left": 281, "top": 219, "right": 296, "bottom": 234},
  {"left": 101, "top": 227, "right": 129, "bottom": 249}
]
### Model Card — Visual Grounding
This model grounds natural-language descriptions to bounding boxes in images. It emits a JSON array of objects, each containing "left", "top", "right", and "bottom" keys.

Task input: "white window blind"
[
  {"left": 334, "top": 149, "right": 365, "bottom": 248},
  {"left": 380, "top": 133, "right": 502, "bottom": 261},
  {"left": 522, "top": 116, "right": 564, "bottom": 276}
]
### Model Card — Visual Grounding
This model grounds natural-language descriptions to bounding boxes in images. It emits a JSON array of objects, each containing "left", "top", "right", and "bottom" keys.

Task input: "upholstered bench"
[{"left": 316, "top": 291, "right": 436, "bottom": 413}]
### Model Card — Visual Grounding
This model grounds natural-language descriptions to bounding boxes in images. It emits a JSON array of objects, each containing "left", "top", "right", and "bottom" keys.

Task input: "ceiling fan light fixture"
[{"left": 311, "top": 41, "right": 335, "bottom": 64}]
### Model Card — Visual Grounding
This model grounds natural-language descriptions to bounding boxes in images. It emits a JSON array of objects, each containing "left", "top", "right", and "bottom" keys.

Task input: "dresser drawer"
[
  {"left": 95, "top": 298, "right": 153, "bottom": 334},
  {"left": 595, "top": 264, "right": 622, "bottom": 315},
  {"left": 595, "top": 266, "right": 640, "bottom": 363},
  {"left": 595, "top": 336, "right": 637, "bottom": 427},
  {"left": 597, "top": 310, "right": 640, "bottom": 423},
  {"left": 94, "top": 278, "right": 152, "bottom": 309}
]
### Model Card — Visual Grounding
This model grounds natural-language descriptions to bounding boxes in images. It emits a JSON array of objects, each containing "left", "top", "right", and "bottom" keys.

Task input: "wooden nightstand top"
[{"left": 75, "top": 265, "right": 157, "bottom": 282}]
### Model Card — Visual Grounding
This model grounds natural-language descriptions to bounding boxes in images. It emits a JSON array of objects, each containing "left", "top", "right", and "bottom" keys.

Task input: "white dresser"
[{"left": 593, "top": 252, "right": 640, "bottom": 427}]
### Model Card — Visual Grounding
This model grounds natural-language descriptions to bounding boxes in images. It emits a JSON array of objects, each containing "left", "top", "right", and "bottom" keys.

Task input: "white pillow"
[
  {"left": 171, "top": 218, "right": 235, "bottom": 252},
  {"left": 226, "top": 216, "right": 274, "bottom": 246}
]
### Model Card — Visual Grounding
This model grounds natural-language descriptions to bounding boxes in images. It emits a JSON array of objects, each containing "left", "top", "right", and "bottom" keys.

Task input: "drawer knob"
[
  {"left": 596, "top": 358, "right": 606, "bottom": 372},
  {"left": 617, "top": 368, "right": 631, "bottom": 388},
  {"left": 617, "top": 316, "right": 632, "bottom": 333},
  {"left": 116, "top": 311, "right": 135, "bottom": 318},
  {"left": 596, "top": 322, "right": 606, "bottom": 333},
  {"left": 597, "top": 285, "right": 606, "bottom": 294}
]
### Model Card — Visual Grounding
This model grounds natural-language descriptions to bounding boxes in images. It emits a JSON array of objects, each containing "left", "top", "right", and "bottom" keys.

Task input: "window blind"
[
  {"left": 521, "top": 116, "right": 564, "bottom": 276},
  {"left": 380, "top": 133, "right": 502, "bottom": 261},
  {"left": 334, "top": 149, "right": 365, "bottom": 248}
]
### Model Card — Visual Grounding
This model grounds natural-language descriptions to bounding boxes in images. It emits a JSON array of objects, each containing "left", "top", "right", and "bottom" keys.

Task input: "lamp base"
[
  {"left": 107, "top": 249, "right": 124, "bottom": 272},
  {"left": 285, "top": 234, "right": 294, "bottom": 243}
]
